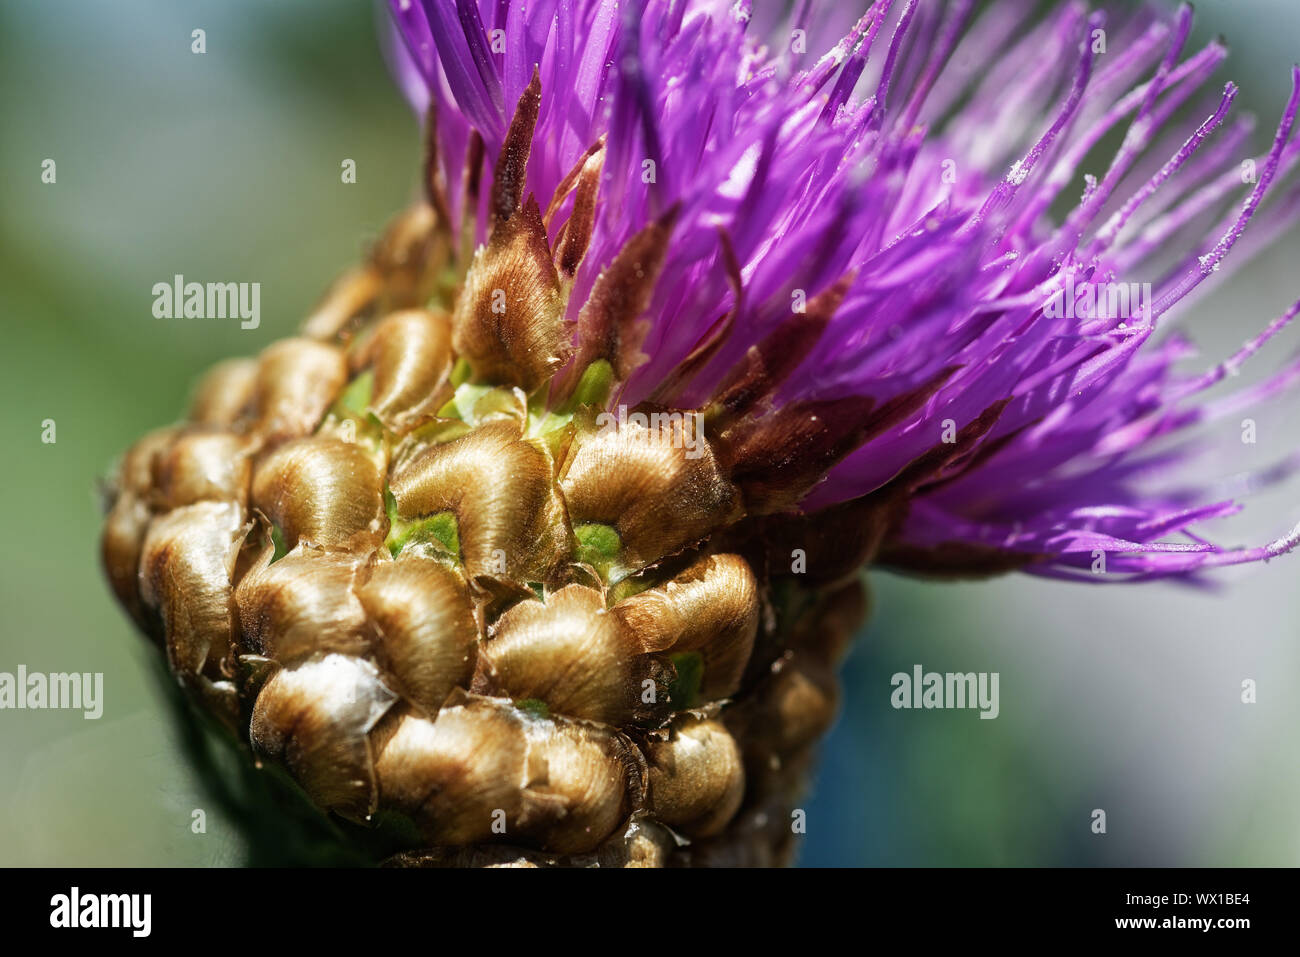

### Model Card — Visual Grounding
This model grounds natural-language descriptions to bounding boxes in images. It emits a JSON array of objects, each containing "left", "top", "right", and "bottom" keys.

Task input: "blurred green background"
[{"left": 2, "top": 0, "right": 1298, "bottom": 866}]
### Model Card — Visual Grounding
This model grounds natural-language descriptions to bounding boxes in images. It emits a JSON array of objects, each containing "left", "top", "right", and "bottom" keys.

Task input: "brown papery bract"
[
  {"left": 250, "top": 339, "right": 348, "bottom": 444},
  {"left": 614, "top": 552, "right": 758, "bottom": 702},
  {"left": 561, "top": 413, "right": 740, "bottom": 567},
  {"left": 707, "top": 275, "right": 852, "bottom": 425},
  {"left": 115, "top": 426, "right": 181, "bottom": 501},
  {"left": 101, "top": 493, "right": 153, "bottom": 626},
  {"left": 372, "top": 697, "right": 530, "bottom": 845},
  {"left": 138, "top": 500, "right": 247, "bottom": 679},
  {"left": 389, "top": 420, "right": 569, "bottom": 589},
  {"left": 251, "top": 436, "right": 385, "bottom": 551},
  {"left": 567, "top": 204, "right": 678, "bottom": 386},
  {"left": 360, "top": 309, "right": 455, "bottom": 431},
  {"left": 188, "top": 358, "right": 258, "bottom": 427},
  {"left": 516, "top": 717, "right": 643, "bottom": 854},
  {"left": 251, "top": 653, "right": 397, "bottom": 819},
  {"left": 159, "top": 431, "right": 252, "bottom": 510},
  {"left": 301, "top": 266, "right": 384, "bottom": 343},
  {"left": 235, "top": 546, "right": 373, "bottom": 663},
  {"left": 726, "top": 652, "right": 839, "bottom": 760},
  {"left": 645, "top": 716, "right": 745, "bottom": 839},
  {"left": 357, "top": 557, "right": 478, "bottom": 715},
  {"left": 551, "top": 139, "right": 605, "bottom": 278},
  {"left": 452, "top": 196, "right": 570, "bottom": 392},
  {"left": 475, "top": 585, "right": 670, "bottom": 726}
]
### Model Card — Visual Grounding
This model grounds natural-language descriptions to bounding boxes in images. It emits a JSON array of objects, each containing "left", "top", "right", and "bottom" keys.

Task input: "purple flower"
[{"left": 386, "top": 0, "right": 1300, "bottom": 583}]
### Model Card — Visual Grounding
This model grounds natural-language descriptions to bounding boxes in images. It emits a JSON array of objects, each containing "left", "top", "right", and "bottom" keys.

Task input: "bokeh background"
[{"left": 2, "top": 0, "right": 1298, "bottom": 866}]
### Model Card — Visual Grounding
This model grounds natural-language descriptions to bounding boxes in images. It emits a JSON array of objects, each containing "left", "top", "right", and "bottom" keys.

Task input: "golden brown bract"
[
  {"left": 250, "top": 654, "right": 398, "bottom": 819},
  {"left": 452, "top": 197, "right": 571, "bottom": 392},
  {"left": 474, "top": 584, "right": 671, "bottom": 726},
  {"left": 138, "top": 500, "right": 247, "bottom": 678},
  {"left": 251, "top": 437, "right": 385, "bottom": 551},
  {"left": 357, "top": 558, "right": 478, "bottom": 714},
  {"left": 158, "top": 431, "right": 253, "bottom": 510},
  {"left": 615, "top": 553, "right": 759, "bottom": 702},
  {"left": 250, "top": 339, "right": 348, "bottom": 443},
  {"left": 388, "top": 419, "right": 570, "bottom": 591},
  {"left": 645, "top": 716, "right": 745, "bottom": 838},
  {"left": 360, "top": 309, "right": 455, "bottom": 430},
  {"left": 559, "top": 412, "right": 740, "bottom": 567},
  {"left": 235, "top": 546, "right": 373, "bottom": 663}
]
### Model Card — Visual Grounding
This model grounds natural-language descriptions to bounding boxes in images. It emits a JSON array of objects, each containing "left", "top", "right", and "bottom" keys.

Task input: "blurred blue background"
[{"left": 1, "top": 0, "right": 1298, "bottom": 866}]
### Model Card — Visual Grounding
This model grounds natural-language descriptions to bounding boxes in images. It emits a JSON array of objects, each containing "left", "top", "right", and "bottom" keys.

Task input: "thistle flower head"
[
  {"left": 101, "top": 0, "right": 1300, "bottom": 867},
  {"left": 387, "top": 0, "right": 1300, "bottom": 582}
]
